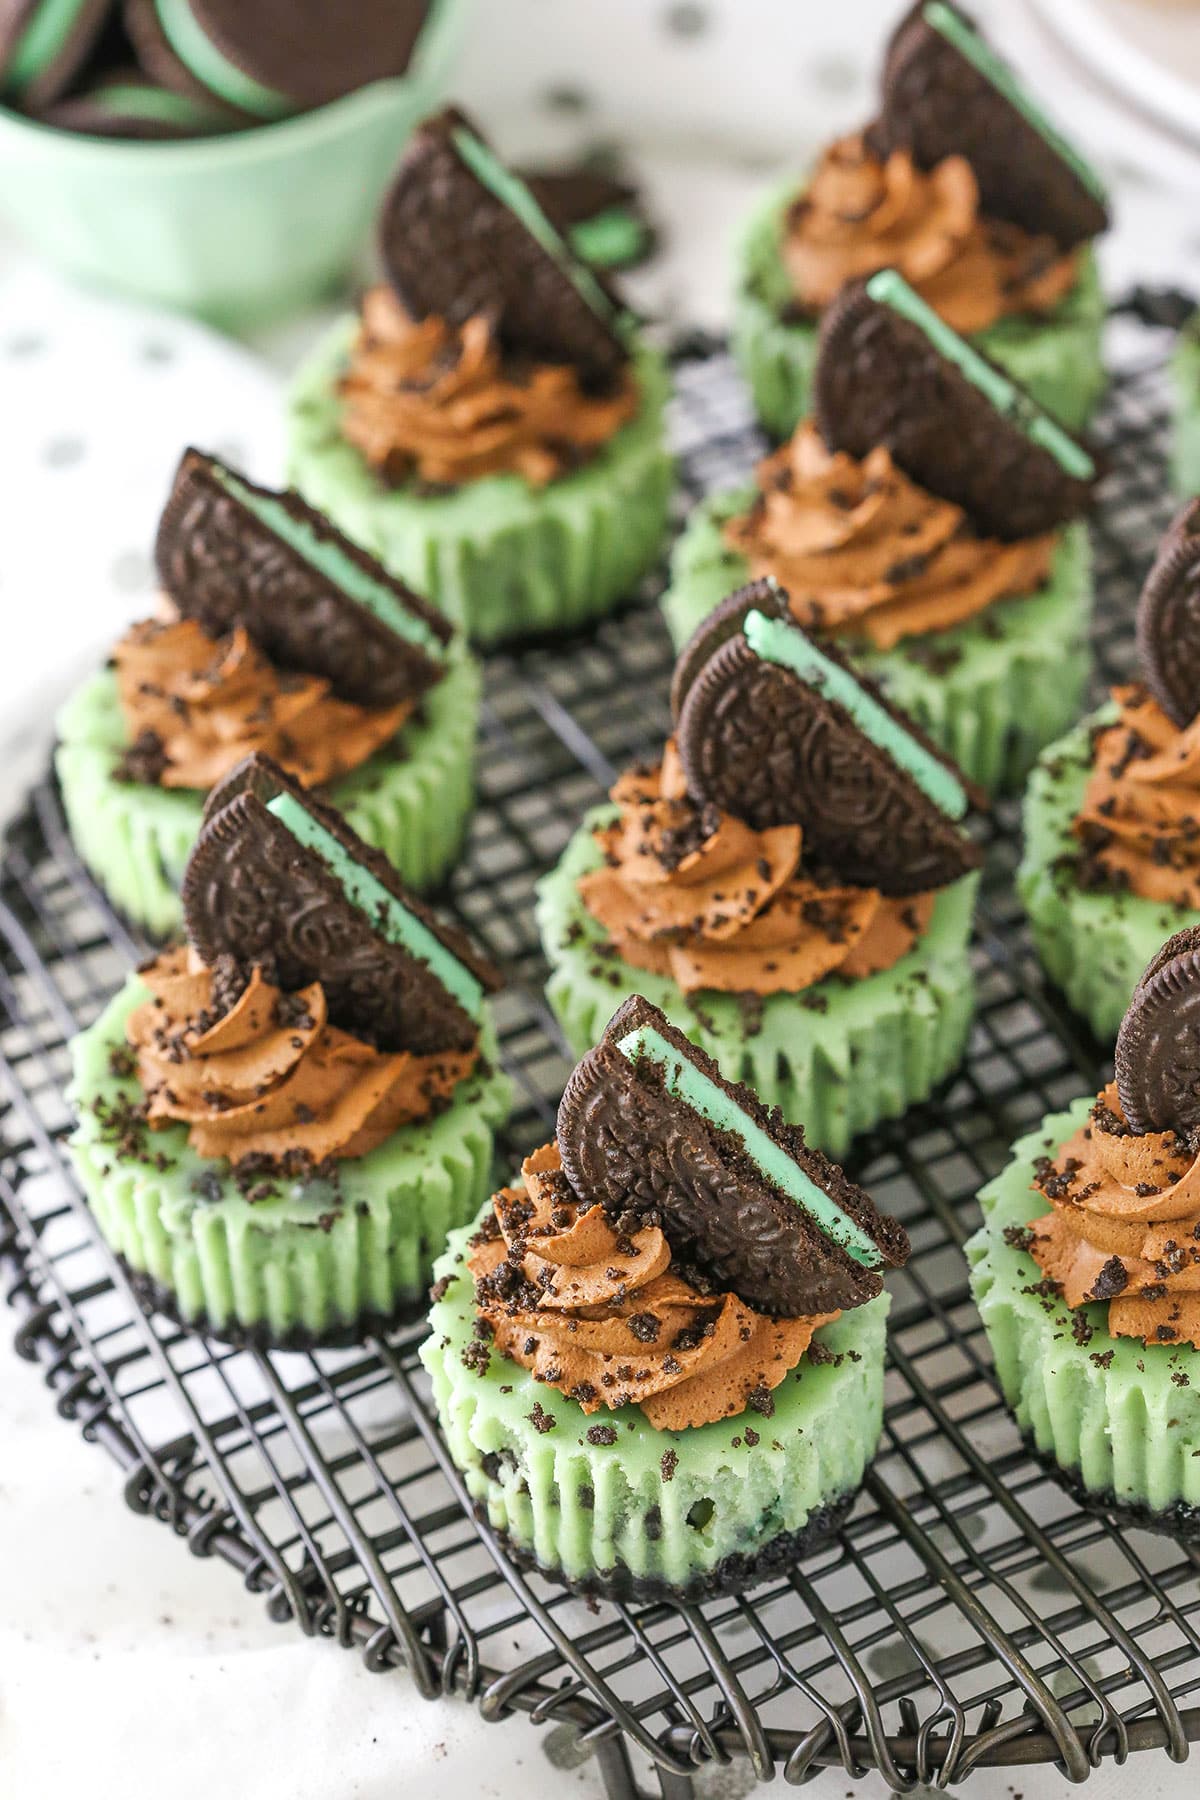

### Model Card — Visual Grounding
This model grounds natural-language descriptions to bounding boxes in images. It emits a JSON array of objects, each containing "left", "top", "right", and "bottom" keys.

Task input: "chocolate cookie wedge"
[
  {"left": 557, "top": 996, "right": 908, "bottom": 1318},
  {"left": 674, "top": 593, "right": 979, "bottom": 896},
  {"left": 1135, "top": 499, "right": 1200, "bottom": 731},
  {"left": 815, "top": 271, "right": 1097, "bottom": 542},
  {"left": 872, "top": 2, "right": 1109, "bottom": 249},
  {"left": 1116, "top": 927, "right": 1200, "bottom": 1137},
  {"left": 184, "top": 753, "right": 498, "bottom": 1054},
  {"left": 157, "top": 449, "right": 452, "bottom": 709},
  {"left": 378, "top": 107, "right": 628, "bottom": 388}
]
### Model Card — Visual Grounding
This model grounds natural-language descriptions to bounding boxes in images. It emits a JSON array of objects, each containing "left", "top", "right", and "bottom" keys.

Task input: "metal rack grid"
[{"left": 3, "top": 302, "right": 1200, "bottom": 1797}]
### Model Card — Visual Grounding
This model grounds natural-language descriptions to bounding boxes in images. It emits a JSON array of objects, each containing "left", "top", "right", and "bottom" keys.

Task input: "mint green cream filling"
[
  {"left": 569, "top": 208, "right": 645, "bottom": 268},
  {"left": 154, "top": 0, "right": 292, "bottom": 118},
  {"left": 210, "top": 466, "right": 445, "bottom": 661},
  {"left": 744, "top": 606, "right": 968, "bottom": 819},
  {"left": 865, "top": 271, "right": 1096, "bottom": 481},
  {"left": 452, "top": 126, "right": 623, "bottom": 333},
  {"left": 923, "top": 2, "right": 1107, "bottom": 203},
  {"left": 266, "top": 793, "right": 482, "bottom": 1018},
  {"left": 87, "top": 82, "right": 229, "bottom": 128},
  {"left": 617, "top": 1024, "right": 881, "bottom": 1266},
  {"left": 7, "top": 0, "right": 91, "bottom": 91}
]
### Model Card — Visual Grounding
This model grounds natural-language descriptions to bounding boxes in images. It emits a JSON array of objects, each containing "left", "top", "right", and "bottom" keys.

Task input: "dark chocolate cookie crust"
[
  {"left": 814, "top": 278, "right": 1096, "bottom": 542},
  {"left": 119, "top": 1256, "right": 425, "bottom": 1349},
  {"left": 486, "top": 1489, "right": 857, "bottom": 1602}
]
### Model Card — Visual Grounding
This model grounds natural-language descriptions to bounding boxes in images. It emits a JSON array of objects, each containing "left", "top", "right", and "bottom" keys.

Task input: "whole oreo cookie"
[
  {"left": 156, "top": 449, "right": 452, "bottom": 709},
  {"left": 184, "top": 754, "right": 497, "bottom": 1055},
  {"left": 814, "top": 274, "right": 1096, "bottom": 542},
  {"left": 675, "top": 614, "right": 980, "bottom": 897},
  {"left": 1116, "top": 927, "right": 1200, "bottom": 1136},
  {"left": 871, "top": 1, "right": 1109, "bottom": 248},
  {"left": 36, "top": 69, "right": 235, "bottom": 138},
  {"left": 124, "top": 0, "right": 429, "bottom": 115},
  {"left": 668, "top": 577, "right": 791, "bottom": 722},
  {"left": 556, "top": 997, "right": 909, "bottom": 1317},
  {"left": 0, "top": 0, "right": 115, "bottom": 108},
  {"left": 378, "top": 108, "right": 628, "bottom": 389},
  {"left": 1135, "top": 499, "right": 1200, "bottom": 730}
]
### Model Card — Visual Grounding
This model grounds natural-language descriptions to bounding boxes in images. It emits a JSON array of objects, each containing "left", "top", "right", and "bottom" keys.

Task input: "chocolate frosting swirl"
[
  {"left": 578, "top": 744, "right": 933, "bottom": 993},
  {"left": 468, "top": 1141, "right": 834, "bottom": 1429},
  {"left": 1029, "top": 1084, "right": 1200, "bottom": 1350},
  {"left": 723, "top": 423, "right": 1056, "bottom": 650},
  {"left": 114, "top": 618, "right": 410, "bottom": 791},
  {"left": 1073, "top": 687, "right": 1200, "bottom": 908},
  {"left": 783, "top": 132, "right": 1079, "bottom": 334},
  {"left": 339, "top": 287, "right": 639, "bottom": 489},
  {"left": 129, "top": 948, "right": 476, "bottom": 1168}
]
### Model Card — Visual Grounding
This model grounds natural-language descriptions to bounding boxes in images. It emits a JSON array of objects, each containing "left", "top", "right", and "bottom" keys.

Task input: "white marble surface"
[{"left": 3, "top": 3, "right": 1200, "bottom": 1796}]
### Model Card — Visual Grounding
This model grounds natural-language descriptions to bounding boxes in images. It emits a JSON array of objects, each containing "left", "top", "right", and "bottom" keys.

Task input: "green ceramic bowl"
[{"left": 0, "top": 0, "right": 466, "bottom": 329}]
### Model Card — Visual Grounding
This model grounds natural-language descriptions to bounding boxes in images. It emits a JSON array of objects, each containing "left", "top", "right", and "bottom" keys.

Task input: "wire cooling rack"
[{"left": 4, "top": 297, "right": 1200, "bottom": 1797}]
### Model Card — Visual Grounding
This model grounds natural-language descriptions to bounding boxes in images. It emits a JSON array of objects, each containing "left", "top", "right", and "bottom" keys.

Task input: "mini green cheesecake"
[
  {"left": 287, "top": 329, "right": 674, "bottom": 647},
  {"left": 667, "top": 269, "right": 1098, "bottom": 794},
  {"left": 539, "top": 584, "right": 982, "bottom": 1156},
  {"left": 67, "top": 752, "right": 511, "bottom": 1346},
  {"left": 424, "top": 1220, "right": 889, "bottom": 1597},
  {"left": 422, "top": 994, "right": 907, "bottom": 1598},
  {"left": 537, "top": 816, "right": 978, "bottom": 1159},
  {"left": 1019, "top": 711, "right": 1198, "bottom": 1043},
  {"left": 71, "top": 980, "right": 510, "bottom": 1344},
  {"left": 664, "top": 497, "right": 1092, "bottom": 795},
  {"left": 733, "top": 183, "right": 1107, "bottom": 441},
  {"left": 286, "top": 106, "right": 675, "bottom": 646},
  {"left": 968, "top": 1102, "right": 1200, "bottom": 1530},
  {"left": 56, "top": 639, "right": 480, "bottom": 940},
  {"left": 732, "top": 0, "right": 1109, "bottom": 439}
]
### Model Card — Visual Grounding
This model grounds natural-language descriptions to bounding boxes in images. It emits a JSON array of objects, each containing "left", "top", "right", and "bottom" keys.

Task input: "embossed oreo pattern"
[
  {"left": 870, "top": 1, "right": 1108, "bottom": 247},
  {"left": 1117, "top": 934, "right": 1200, "bottom": 1136},
  {"left": 675, "top": 636, "right": 978, "bottom": 895},
  {"left": 669, "top": 576, "right": 790, "bottom": 721},
  {"left": 814, "top": 282, "right": 1095, "bottom": 541},
  {"left": 156, "top": 452, "right": 451, "bottom": 709},
  {"left": 557, "top": 1043, "right": 878, "bottom": 1316},
  {"left": 379, "top": 109, "right": 627, "bottom": 387},
  {"left": 183, "top": 754, "right": 495, "bottom": 1054},
  {"left": 1135, "top": 500, "right": 1200, "bottom": 729}
]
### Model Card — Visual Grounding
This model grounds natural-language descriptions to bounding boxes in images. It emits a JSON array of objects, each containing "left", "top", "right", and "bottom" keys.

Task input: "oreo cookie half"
[
  {"left": 520, "top": 163, "right": 656, "bottom": 272},
  {"left": 378, "top": 107, "right": 628, "bottom": 388},
  {"left": 0, "top": 0, "right": 114, "bottom": 108},
  {"left": 156, "top": 449, "right": 453, "bottom": 709},
  {"left": 668, "top": 576, "right": 791, "bottom": 722},
  {"left": 556, "top": 996, "right": 909, "bottom": 1317},
  {"left": 814, "top": 272, "right": 1097, "bottom": 542},
  {"left": 1116, "top": 927, "right": 1200, "bottom": 1136},
  {"left": 871, "top": 1, "right": 1109, "bottom": 248},
  {"left": 183, "top": 753, "right": 498, "bottom": 1055},
  {"left": 1135, "top": 499, "right": 1200, "bottom": 730},
  {"left": 674, "top": 596, "right": 980, "bottom": 897}
]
